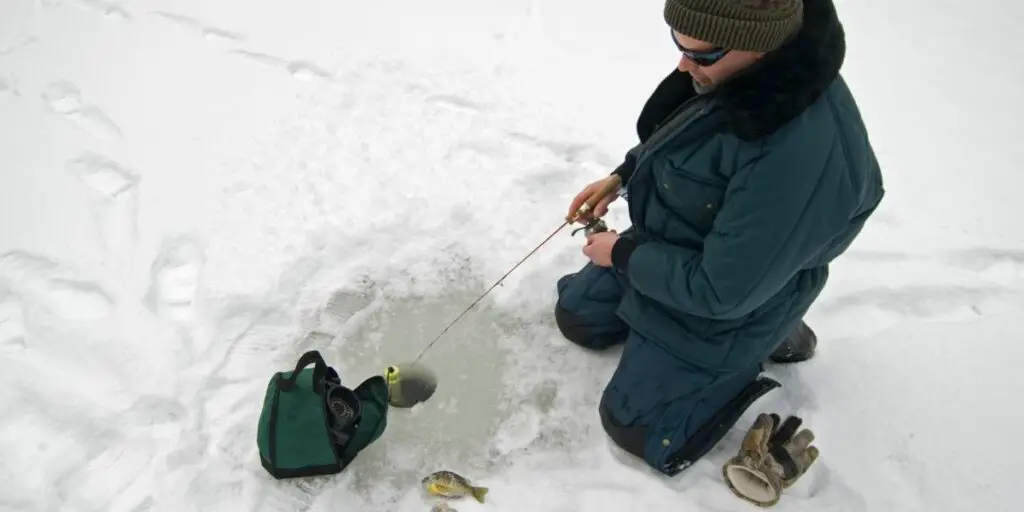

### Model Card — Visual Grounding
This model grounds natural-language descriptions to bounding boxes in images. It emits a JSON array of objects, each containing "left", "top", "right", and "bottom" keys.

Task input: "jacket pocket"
[{"left": 652, "top": 159, "right": 727, "bottom": 237}]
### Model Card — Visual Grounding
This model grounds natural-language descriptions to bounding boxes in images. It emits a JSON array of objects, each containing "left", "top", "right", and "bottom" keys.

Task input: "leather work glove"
[{"left": 722, "top": 413, "right": 819, "bottom": 507}]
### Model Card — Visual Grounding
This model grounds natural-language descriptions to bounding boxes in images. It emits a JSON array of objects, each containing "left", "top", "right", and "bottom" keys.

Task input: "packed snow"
[{"left": 1, "top": 0, "right": 1022, "bottom": 511}]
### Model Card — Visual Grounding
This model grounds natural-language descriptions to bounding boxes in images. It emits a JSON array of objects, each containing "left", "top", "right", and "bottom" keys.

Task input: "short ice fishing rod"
[{"left": 384, "top": 174, "right": 623, "bottom": 408}]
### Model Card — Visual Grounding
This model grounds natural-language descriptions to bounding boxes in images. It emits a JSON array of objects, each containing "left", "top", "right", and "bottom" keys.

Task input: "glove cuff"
[
  {"left": 722, "top": 453, "right": 784, "bottom": 507},
  {"left": 611, "top": 236, "right": 638, "bottom": 274}
]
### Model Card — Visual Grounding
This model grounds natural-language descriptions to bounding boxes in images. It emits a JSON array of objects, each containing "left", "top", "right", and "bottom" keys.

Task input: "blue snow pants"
[{"left": 555, "top": 261, "right": 780, "bottom": 476}]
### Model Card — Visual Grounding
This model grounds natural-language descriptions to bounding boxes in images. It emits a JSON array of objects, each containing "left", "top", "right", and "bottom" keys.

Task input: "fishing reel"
[
  {"left": 571, "top": 216, "right": 608, "bottom": 237},
  {"left": 567, "top": 175, "right": 620, "bottom": 238}
]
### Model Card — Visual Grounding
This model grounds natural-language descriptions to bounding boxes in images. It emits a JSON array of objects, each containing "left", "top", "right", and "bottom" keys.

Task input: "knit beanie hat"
[{"left": 664, "top": 0, "right": 804, "bottom": 52}]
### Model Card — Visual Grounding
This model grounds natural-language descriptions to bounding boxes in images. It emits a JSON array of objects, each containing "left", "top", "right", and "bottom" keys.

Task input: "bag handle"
[{"left": 278, "top": 350, "right": 328, "bottom": 393}]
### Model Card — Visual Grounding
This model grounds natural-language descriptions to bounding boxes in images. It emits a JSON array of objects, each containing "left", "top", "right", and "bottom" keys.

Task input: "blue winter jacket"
[{"left": 608, "top": 0, "right": 885, "bottom": 372}]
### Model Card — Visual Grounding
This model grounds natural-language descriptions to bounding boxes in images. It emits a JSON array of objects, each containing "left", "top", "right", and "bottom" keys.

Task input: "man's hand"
[
  {"left": 582, "top": 231, "right": 619, "bottom": 267},
  {"left": 568, "top": 176, "right": 620, "bottom": 224}
]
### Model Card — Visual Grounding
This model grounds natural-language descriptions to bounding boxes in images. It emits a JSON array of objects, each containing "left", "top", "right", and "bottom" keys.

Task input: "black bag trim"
[
  {"left": 278, "top": 350, "right": 329, "bottom": 393},
  {"left": 268, "top": 383, "right": 280, "bottom": 468},
  {"left": 260, "top": 455, "right": 342, "bottom": 479}
]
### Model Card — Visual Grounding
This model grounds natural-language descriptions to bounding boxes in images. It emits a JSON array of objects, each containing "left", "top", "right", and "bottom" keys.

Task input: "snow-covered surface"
[{"left": 1, "top": 0, "right": 1021, "bottom": 510}]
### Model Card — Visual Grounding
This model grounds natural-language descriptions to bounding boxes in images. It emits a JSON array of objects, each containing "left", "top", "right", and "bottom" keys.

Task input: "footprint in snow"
[
  {"left": 66, "top": 153, "right": 141, "bottom": 259},
  {"left": 800, "top": 461, "right": 869, "bottom": 511},
  {"left": 43, "top": 278, "right": 114, "bottom": 320},
  {"left": 819, "top": 284, "right": 1016, "bottom": 328},
  {"left": 764, "top": 364, "right": 819, "bottom": 413},
  {"left": 229, "top": 50, "right": 333, "bottom": 81},
  {"left": 426, "top": 93, "right": 488, "bottom": 113},
  {"left": 843, "top": 246, "right": 1024, "bottom": 285},
  {"left": 287, "top": 60, "right": 333, "bottom": 81},
  {"left": 41, "top": 80, "right": 123, "bottom": 141},
  {"left": 512, "top": 164, "right": 579, "bottom": 191},
  {"left": 0, "top": 250, "right": 60, "bottom": 282},
  {"left": 66, "top": 152, "right": 140, "bottom": 199},
  {"left": 165, "top": 429, "right": 208, "bottom": 470},
  {"left": 304, "top": 286, "right": 383, "bottom": 340},
  {"left": 144, "top": 235, "right": 205, "bottom": 324},
  {"left": 122, "top": 394, "right": 187, "bottom": 427},
  {"left": 444, "top": 139, "right": 509, "bottom": 163},
  {"left": 150, "top": 11, "right": 245, "bottom": 42},
  {"left": 0, "top": 251, "right": 114, "bottom": 321},
  {"left": 0, "top": 35, "right": 36, "bottom": 57},
  {"left": 228, "top": 49, "right": 284, "bottom": 67},
  {"left": 505, "top": 131, "right": 618, "bottom": 167},
  {"left": 942, "top": 247, "right": 1024, "bottom": 283},
  {"left": 202, "top": 27, "right": 243, "bottom": 43},
  {"left": 0, "top": 287, "right": 27, "bottom": 352},
  {"left": 839, "top": 249, "right": 914, "bottom": 263},
  {"left": 71, "top": 0, "right": 130, "bottom": 20},
  {"left": 690, "top": 476, "right": 753, "bottom": 512},
  {"left": 0, "top": 73, "right": 20, "bottom": 100},
  {"left": 122, "top": 497, "right": 154, "bottom": 512}
]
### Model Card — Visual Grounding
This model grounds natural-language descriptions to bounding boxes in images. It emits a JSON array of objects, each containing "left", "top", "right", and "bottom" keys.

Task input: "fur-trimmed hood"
[
  {"left": 634, "top": 0, "right": 846, "bottom": 144},
  {"left": 716, "top": 0, "right": 846, "bottom": 141}
]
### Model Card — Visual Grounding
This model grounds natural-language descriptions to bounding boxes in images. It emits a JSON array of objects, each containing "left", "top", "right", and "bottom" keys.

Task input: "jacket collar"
[{"left": 712, "top": 0, "right": 847, "bottom": 141}]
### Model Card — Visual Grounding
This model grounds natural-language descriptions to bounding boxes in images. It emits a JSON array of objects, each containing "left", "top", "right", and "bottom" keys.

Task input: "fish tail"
[{"left": 470, "top": 486, "right": 488, "bottom": 503}]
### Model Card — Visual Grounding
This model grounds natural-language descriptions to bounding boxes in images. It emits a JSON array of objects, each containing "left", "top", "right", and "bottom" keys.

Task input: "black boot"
[{"left": 769, "top": 321, "right": 817, "bottom": 363}]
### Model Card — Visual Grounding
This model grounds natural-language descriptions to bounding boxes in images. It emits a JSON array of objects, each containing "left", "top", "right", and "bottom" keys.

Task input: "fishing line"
[
  {"left": 409, "top": 220, "right": 571, "bottom": 365},
  {"left": 385, "top": 175, "right": 620, "bottom": 408}
]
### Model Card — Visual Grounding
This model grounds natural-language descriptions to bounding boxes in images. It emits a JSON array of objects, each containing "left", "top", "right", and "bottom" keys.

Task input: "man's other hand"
[{"left": 583, "top": 231, "right": 619, "bottom": 267}]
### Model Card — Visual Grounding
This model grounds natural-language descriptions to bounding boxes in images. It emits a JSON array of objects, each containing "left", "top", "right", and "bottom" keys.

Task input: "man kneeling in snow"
[{"left": 555, "top": 0, "right": 884, "bottom": 491}]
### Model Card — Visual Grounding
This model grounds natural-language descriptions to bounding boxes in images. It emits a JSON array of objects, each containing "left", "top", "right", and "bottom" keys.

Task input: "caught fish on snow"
[
  {"left": 422, "top": 470, "right": 489, "bottom": 503},
  {"left": 430, "top": 503, "right": 457, "bottom": 512}
]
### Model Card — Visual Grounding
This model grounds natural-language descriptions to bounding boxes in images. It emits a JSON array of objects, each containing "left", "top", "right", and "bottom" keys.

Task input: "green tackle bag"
[{"left": 256, "top": 350, "right": 389, "bottom": 479}]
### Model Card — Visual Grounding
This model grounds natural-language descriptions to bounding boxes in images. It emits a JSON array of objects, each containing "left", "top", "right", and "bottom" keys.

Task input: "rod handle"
[{"left": 566, "top": 174, "right": 622, "bottom": 223}]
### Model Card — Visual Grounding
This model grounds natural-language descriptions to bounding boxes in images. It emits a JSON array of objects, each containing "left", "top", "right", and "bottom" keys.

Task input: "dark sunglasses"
[{"left": 671, "top": 29, "right": 730, "bottom": 66}]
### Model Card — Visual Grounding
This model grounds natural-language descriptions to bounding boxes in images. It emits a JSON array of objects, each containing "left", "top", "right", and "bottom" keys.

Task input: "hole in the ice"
[
  {"left": 318, "top": 282, "right": 522, "bottom": 486},
  {"left": 386, "top": 363, "right": 439, "bottom": 408}
]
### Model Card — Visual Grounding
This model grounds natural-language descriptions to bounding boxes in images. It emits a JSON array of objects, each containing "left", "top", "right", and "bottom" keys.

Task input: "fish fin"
[{"left": 471, "top": 486, "right": 488, "bottom": 503}]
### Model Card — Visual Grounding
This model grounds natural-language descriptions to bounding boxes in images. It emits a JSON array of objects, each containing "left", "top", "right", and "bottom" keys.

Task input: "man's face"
[{"left": 671, "top": 30, "right": 765, "bottom": 87}]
